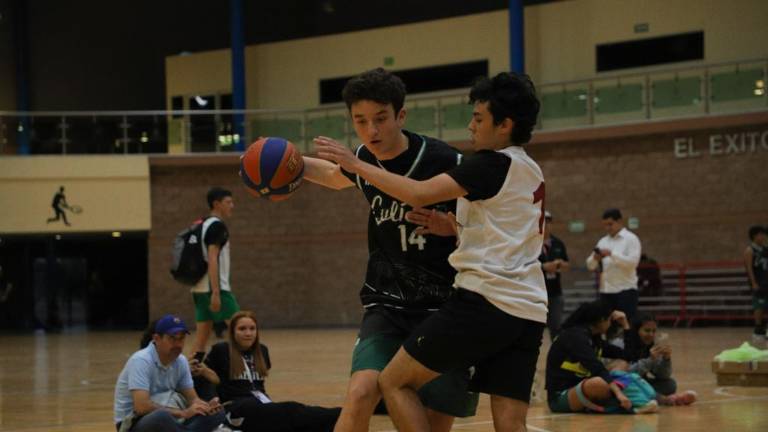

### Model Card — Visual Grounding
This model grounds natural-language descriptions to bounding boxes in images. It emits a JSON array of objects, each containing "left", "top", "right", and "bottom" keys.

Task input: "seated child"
[
  {"left": 545, "top": 299, "right": 659, "bottom": 414},
  {"left": 621, "top": 312, "right": 696, "bottom": 406}
]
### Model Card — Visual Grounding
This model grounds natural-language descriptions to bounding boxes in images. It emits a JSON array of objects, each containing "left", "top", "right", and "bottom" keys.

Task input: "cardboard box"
[{"left": 711, "top": 360, "right": 768, "bottom": 387}]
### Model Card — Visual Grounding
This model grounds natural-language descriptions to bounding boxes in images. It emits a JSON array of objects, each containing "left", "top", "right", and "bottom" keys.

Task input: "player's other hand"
[
  {"left": 406, "top": 208, "right": 457, "bottom": 237},
  {"left": 314, "top": 136, "right": 359, "bottom": 173}
]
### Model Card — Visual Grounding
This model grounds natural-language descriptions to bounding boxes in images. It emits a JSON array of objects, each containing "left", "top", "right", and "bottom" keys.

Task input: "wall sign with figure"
[{"left": 0, "top": 156, "right": 150, "bottom": 233}]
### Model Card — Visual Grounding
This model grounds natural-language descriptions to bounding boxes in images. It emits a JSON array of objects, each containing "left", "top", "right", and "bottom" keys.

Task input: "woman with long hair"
[
  {"left": 622, "top": 313, "right": 696, "bottom": 405},
  {"left": 545, "top": 299, "right": 658, "bottom": 413},
  {"left": 192, "top": 310, "right": 341, "bottom": 432}
]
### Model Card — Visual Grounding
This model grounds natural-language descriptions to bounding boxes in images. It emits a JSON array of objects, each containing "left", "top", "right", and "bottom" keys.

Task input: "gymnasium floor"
[{"left": 0, "top": 327, "right": 766, "bottom": 431}]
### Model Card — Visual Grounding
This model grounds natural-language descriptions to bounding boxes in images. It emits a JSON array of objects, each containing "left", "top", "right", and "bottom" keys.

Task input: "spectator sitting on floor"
[
  {"left": 616, "top": 312, "right": 696, "bottom": 406},
  {"left": 114, "top": 314, "right": 226, "bottom": 432},
  {"left": 192, "top": 310, "right": 341, "bottom": 432}
]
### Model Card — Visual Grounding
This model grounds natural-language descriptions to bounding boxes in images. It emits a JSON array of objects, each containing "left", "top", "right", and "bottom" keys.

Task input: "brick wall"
[
  {"left": 148, "top": 116, "right": 768, "bottom": 327},
  {"left": 149, "top": 160, "right": 369, "bottom": 328},
  {"left": 528, "top": 120, "right": 768, "bottom": 267}
]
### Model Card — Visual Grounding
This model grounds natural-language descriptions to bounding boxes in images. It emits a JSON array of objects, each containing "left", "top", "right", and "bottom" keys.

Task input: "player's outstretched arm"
[
  {"left": 302, "top": 156, "right": 354, "bottom": 190},
  {"left": 315, "top": 136, "right": 466, "bottom": 207}
]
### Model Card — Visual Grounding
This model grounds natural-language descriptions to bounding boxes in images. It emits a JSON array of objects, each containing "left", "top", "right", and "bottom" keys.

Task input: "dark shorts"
[
  {"left": 754, "top": 289, "right": 768, "bottom": 310},
  {"left": 402, "top": 289, "right": 545, "bottom": 402},
  {"left": 351, "top": 307, "right": 479, "bottom": 417}
]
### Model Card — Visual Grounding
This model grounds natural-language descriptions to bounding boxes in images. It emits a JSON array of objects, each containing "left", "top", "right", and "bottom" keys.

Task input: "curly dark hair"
[
  {"left": 469, "top": 72, "right": 540, "bottom": 145},
  {"left": 342, "top": 68, "right": 407, "bottom": 115}
]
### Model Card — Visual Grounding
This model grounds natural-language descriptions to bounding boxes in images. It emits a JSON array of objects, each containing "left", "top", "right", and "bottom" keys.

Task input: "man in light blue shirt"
[{"left": 114, "top": 314, "right": 226, "bottom": 432}]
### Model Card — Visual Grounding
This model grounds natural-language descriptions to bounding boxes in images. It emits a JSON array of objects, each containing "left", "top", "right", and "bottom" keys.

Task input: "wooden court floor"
[{"left": 0, "top": 327, "right": 767, "bottom": 432}]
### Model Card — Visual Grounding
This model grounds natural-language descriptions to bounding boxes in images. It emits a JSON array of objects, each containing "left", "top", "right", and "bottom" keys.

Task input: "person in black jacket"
[
  {"left": 545, "top": 299, "right": 657, "bottom": 413},
  {"left": 191, "top": 310, "right": 341, "bottom": 432}
]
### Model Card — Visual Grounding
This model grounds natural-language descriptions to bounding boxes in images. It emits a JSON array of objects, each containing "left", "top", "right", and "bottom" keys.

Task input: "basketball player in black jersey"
[
  {"left": 302, "top": 68, "right": 477, "bottom": 432},
  {"left": 744, "top": 225, "right": 768, "bottom": 340}
]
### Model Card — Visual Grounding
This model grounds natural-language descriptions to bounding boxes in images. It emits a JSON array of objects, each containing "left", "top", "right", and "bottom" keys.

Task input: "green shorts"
[
  {"left": 193, "top": 291, "right": 240, "bottom": 322},
  {"left": 548, "top": 388, "right": 573, "bottom": 413},
  {"left": 754, "top": 292, "right": 768, "bottom": 310},
  {"left": 351, "top": 333, "right": 478, "bottom": 418}
]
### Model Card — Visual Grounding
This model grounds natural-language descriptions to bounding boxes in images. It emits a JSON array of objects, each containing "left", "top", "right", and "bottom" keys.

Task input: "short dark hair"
[
  {"left": 469, "top": 72, "right": 540, "bottom": 145},
  {"left": 749, "top": 225, "right": 767, "bottom": 240},
  {"left": 602, "top": 208, "right": 623, "bottom": 221},
  {"left": 342, "top": 68, "right": 406, "bottom": 115},
  {"left": 207, "top": 187, "right": 232, "bottom": 209}
]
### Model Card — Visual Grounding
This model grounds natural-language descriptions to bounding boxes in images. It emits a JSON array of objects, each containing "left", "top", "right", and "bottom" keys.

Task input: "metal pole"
[{"left": 509, "top": 0, "right": 525, "bottom": 73}]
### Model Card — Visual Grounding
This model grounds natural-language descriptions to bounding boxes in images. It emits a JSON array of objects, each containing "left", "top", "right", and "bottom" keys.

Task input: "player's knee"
[
  {"left": 346, "top": 377, "right": 381, "bottom": 406},
  {"left": 377, "top": 366, "right": 404, "bottom": 394},
  {"left": 582, "top": 377, "right": 611, "bottom": 399}
]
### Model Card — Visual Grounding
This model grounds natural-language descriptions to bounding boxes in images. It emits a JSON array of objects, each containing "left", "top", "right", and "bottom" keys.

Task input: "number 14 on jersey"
[{"left": 398, "top": 224, "right": 426, "bottom": 252}]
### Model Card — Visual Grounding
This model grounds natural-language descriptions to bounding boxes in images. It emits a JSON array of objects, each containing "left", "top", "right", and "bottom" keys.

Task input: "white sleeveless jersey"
[
  {"left": 191, "top": 217, "right": 231, "bottom": 293},
  {"left": 449, "top": 146, "right": 548, "bottom": 323}
]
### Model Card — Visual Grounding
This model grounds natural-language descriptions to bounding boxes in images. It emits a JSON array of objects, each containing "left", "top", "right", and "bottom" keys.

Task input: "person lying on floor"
[{"left": 192, "top": 310, "right": 341, "bottom": 432}]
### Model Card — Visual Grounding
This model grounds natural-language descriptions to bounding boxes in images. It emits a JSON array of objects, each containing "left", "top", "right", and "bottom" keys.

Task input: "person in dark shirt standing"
[
  {"left": 539, "top": 211, "right": 570, "bottom": 340},
  {"left": 744, "top": 225, "right": 768, "bottom": 342}
]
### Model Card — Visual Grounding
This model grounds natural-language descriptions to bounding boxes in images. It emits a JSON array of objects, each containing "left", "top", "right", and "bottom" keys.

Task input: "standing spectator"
[
  {"left": 586, "top": 208, "right": 642, "bottom": 322},
  {"left": 744, "top": 225, "right": 768, "bottom": 342},
  {"left": 539, "top": 211, "right": 570, "bottom": 339},
  {"left": 113, "top": 314, "right": 226, "bottom": 432},
  {"left": 636, "top": 254, "right": 662, "bottom": 297},
  {"left": 190, "top": 187, "right": 240, "bottom": 361}
]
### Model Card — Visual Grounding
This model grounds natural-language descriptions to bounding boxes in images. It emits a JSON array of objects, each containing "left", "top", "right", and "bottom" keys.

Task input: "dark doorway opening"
[{"left": 0, "top": 232, "right": 148, "bottom": 332}]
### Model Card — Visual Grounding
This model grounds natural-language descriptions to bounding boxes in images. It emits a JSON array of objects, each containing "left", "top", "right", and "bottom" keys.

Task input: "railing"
[
  {"left": 565, "top": 261, "right": 752, "bottom": 327},
  {"left": 1, "top": 57, "right": 766, "bottom": 155}
]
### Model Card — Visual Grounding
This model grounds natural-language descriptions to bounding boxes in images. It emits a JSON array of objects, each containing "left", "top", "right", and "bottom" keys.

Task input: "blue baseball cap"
[{"left": 155, "top": 314, "right": 190, "bottom": 335}]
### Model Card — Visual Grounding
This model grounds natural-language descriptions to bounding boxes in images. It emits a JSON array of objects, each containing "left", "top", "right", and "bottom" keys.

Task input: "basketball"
[{"left": 240, "top": 137, "right": 305, "bottom": 201}]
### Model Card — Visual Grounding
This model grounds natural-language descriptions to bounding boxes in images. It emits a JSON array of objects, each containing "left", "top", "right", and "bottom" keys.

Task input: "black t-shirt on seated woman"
[{"left": 205, "top": 341, "right": 271, "bottom": 402}]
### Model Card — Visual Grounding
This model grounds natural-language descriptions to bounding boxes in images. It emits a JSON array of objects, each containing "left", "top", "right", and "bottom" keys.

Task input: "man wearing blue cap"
[{"left": 114, "top": 314, "right": 226, "bottom": 432}]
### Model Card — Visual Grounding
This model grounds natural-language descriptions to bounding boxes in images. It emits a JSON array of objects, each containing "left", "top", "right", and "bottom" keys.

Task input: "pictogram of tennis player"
[{"left": 46, "top": 186, "right": 82, "bottom": 226}]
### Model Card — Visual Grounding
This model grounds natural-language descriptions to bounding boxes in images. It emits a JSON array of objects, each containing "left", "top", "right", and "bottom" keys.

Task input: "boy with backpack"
[{"left": 175, "top": 187, "right": 240, "bottom": 360}]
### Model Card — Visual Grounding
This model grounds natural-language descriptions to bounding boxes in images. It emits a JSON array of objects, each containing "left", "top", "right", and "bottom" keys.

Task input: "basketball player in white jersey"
[{"left": 315, "top": 72, "right": 547, "bottom": 432}]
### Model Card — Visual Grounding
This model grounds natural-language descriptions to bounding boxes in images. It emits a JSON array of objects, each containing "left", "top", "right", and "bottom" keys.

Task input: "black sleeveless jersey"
[
  {"left": 750, "top": 243, "right": 768, "bottom": 289},
  {"left": 342, "top": 130, "right": 462, "bottom": 312}
]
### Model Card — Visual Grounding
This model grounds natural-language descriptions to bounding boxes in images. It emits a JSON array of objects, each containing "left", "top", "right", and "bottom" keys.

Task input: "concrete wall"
[
  {"left": 165, "top": 0, "right": 768, "bottom": 109},
  {"left": 526, "top": 0, "right": 768, "bottom": 84}
]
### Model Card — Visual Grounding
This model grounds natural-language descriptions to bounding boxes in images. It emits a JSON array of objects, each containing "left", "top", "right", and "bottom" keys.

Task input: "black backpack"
[{"left": 170, "top": 217, "right": 213, "bottom": 285}]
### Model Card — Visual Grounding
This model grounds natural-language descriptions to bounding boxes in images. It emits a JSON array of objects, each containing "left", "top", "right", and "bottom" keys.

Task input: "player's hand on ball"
[{"left": 314, "top": 136, "right": 359, "bottom": 172}]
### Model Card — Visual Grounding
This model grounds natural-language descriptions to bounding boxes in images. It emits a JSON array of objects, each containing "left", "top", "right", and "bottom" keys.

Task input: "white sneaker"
[{"left": 634, "top": 399, "right": 659, "bottom": 414}]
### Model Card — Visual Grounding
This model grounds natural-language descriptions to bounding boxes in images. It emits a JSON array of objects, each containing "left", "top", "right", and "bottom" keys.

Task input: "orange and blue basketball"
[{"left": 240, "top": 137, "right": 304, "bottom": 201}]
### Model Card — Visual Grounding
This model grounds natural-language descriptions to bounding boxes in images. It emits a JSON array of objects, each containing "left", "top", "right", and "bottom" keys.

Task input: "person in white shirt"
[
  {"left": 315, "top": 71, "right": 546, "bottom": 432},
  {"left": 586, "top": 208, "right": 642, "bottom": 321}
]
